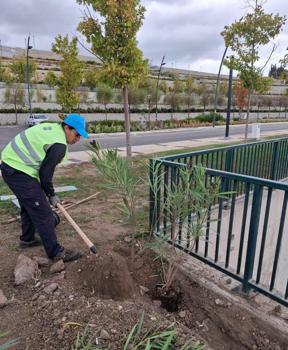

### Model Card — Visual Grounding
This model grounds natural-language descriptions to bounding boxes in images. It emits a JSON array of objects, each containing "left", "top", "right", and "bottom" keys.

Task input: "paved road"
[{"left": 0, "top": 123, "right": 288, "bottom": 152}]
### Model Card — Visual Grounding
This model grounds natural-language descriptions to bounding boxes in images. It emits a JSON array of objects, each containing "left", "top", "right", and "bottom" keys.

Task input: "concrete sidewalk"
[{"left": 65, "top": 128, "right": 288, "bottom": 165}]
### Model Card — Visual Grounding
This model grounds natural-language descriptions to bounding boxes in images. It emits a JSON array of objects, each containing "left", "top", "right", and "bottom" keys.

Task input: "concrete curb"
[{"left": 88, "top": 121, "right": 288, "bottom": 138}]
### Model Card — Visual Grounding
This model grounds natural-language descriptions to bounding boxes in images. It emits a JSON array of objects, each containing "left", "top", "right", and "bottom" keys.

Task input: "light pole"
[
  {"left": 155, "top": 55, "right": 166, "bottom": 122},
  {"left": 26, "top": 35, "right": 33, "bottom": 116},
  {"left": 225, "top": 58, "right": 233, "bottom": 138},
  {"left": 213, "top": 46, "right": 228, "bottom": 127}
]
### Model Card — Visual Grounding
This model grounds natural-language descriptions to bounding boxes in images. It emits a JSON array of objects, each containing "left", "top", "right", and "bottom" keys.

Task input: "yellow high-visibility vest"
[{"left": 1, "top": 123, "right": 67, "bottom": 178}]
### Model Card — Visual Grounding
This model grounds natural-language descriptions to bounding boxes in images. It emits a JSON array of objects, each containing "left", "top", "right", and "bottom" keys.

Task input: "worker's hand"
[{"left": 49, "top": 195, "right": 61, "bottom": 207}]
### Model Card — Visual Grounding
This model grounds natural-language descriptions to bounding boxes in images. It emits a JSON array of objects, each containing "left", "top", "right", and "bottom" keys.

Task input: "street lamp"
[
  {"left": 225, "top": 57, "right": 234, "bottom": 138},
  {"left": 155, "top": 55, "right": 166, "bottom": 122},
  {"left": 26, "top": 35, "right": 33, "bottom": 116},
  {"left": 213, "top": 46, "right": 228, "bottom": 127}
]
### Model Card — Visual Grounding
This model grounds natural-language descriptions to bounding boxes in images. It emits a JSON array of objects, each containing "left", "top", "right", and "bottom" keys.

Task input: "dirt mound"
[{"left": 71, "top": 250, "right": 135, "bottom": 300}]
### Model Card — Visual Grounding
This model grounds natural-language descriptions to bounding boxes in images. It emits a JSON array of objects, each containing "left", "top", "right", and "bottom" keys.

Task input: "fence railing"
[{"left": 149, "top": 137, "right": 288, "bottom": 307}]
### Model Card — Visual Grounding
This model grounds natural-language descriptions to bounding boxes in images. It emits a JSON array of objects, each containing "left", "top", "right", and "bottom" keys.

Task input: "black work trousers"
[{"left": 1, "top": 162, "right": 62, "bottom": 259}]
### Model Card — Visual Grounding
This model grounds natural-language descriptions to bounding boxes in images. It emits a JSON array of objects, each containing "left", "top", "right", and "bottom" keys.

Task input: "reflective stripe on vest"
[
  {"left": 10, "top": 138, "right": 38, "bottom": 169},
  {"left": 1, "top": 122, "right": 67, "bottom": 178},
  {"left": 19, "top": 131, "right": 42, "bottom": 163}
]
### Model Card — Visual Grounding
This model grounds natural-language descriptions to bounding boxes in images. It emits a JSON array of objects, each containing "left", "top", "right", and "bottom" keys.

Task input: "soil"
[{"left": 1, "top": 163, "right": 288, "bottom": 349}]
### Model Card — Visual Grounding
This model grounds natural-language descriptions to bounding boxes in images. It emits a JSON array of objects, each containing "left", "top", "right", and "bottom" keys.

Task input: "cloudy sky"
[{"left": 0, "top": 0, "right": 287, "bottom": 75}]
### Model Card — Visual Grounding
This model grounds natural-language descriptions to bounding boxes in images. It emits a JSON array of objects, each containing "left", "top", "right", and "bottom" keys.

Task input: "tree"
[
  {"left": 45, "top": 71, "right": 58, "bottom": 87},
  {"left": 233, "top": 80, "right": 248, "bottom": 117},
  {"left": 221, "top": 0, "right": 286, "bottom": 139},
  {"left": 4, "top": 85, "right": 25, "bottom": 124},
  {"left": 77, "top": 0, "right": 148, "bottom": 161},
  {"left": 269, "top": 64, "right": 285, "bottom": 79},
  {"left": 139, "top": 78, "right": 159, "bottom": 124},
  {"left": 164, "top": 92, "right": 181, "bottom": 119},
  {"left": 9, "top": 55, "right": 36, "bottom": 83},
  {"left": 51, "top": 35, "right": 84, "bottom": 112},
  {"left": 83, "top": 68, "right": 99, "bottom": 90},
  {"left": 78, "top": 90, "right": 90, "bottom": 109},
  {"left": 280, "top": 48, "right": 288, "bottom": 68},
  {"left": 0, "top": 58, "right": 7, "bottom": 82},
  {"left": 128, "top": 85, "right": 145, "bottom": 109},
  {"left": 159, "top": 80, "right": 168, "bottom": 94},
  {"left": 164, "top": 75, "right": 184, "bottom": 118},
  {"left": 262, "top": 95, "right": 272, "bottom": 117},
  {"left": 97, "top": 83, "right": 114, "bottom": 120},
  {"left": 2, "top": 55, "right": 35, "bottom": 123},
  {"left": 184, "top": 75, "right": 196, "bottom": 117},
  {"left": 196, "top": 83, "right": 212, "bottom": 112}
]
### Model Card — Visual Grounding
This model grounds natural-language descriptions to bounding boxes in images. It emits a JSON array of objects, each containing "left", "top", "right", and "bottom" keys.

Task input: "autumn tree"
[
  {"left": 51, "top": 35, "right": 84, "bottom": 112},
  {"left": 233, "top": 80, "right": 248, "bottom": 117},
  {"left": 77, "top": 0, "right": 148, "bottom": 160},
  {"left": 221, "top": 0, "right": 286, "bottom": 139}
]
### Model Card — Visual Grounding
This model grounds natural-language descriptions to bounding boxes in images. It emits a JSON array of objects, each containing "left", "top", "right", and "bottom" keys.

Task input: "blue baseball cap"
[{"left": 63, "top": 114, "right": 89, "bottom": 138}]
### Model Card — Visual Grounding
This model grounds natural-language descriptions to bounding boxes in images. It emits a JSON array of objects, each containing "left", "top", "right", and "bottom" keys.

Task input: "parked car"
[{"left": 26, "top": 114, "right": 49, "bottom": 127}]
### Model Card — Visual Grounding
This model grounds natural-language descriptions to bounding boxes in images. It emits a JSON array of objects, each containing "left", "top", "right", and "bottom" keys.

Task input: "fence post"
[
  {"left": 270, "top": 141, "right": 279, "bottom": 180},
  {"left": 223, "top": 149, "right": 234, "bottom": 207},
  {"left": 225, "top": 148, "right": 234, "bottom": 173},
  {"left": 242, "top": 184, "right": 263, "bottom": 293},
  {"left": 149, "top": 159, "right": 156, "bottom": 235}
]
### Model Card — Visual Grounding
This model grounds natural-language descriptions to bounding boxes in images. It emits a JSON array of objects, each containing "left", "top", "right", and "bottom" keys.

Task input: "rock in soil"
[
  {"left": 100, "top": 329, "right": 110, "bottom": 340},
  {"left": 33, "top": 256, "right": 50, "bottom": 267},
  {"left": 14, "top": 254, "right": 41, "bottom": 285},
  {"left": 0, "top": 289, "right": 8, "bottom": 308},
  {"left": 50, "top": 260, "right": 65, "bottom": 274},
  {"left": 43, "top": 283, "right": 58, "bottom": 294}
]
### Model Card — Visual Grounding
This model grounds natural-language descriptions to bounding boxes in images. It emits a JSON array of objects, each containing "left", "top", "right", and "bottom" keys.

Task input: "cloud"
[
  {"left": 0, "top": 0, "right": 287, "bottom": 74},
  {"left": 0, "top": 0, "right": 82, "bottom": 49}
]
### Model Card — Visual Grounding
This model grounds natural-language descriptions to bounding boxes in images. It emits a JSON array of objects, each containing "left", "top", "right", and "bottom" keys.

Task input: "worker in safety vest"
[{"left": 1, "top": 114, "right": 88, "bottom": 262}]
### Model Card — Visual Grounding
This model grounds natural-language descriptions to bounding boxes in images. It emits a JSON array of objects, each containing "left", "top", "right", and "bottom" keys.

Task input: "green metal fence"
[{"left": 149, "top": 137, "right": 288, "bottom": 307}]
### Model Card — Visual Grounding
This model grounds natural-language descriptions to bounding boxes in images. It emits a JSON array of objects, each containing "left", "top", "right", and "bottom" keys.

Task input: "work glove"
[{"left": 49, "top": 194, "right": 61, "bottom": 208}]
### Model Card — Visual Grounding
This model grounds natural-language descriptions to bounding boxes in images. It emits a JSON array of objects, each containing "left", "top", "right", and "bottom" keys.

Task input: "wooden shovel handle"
[{"left": 57, "top": 203, "right": 97, "bottom": 254}]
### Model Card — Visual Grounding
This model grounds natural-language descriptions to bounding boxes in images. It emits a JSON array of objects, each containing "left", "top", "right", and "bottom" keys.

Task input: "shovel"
[{"left": 56, "top": 203, "right": 97, "bottom": 254}]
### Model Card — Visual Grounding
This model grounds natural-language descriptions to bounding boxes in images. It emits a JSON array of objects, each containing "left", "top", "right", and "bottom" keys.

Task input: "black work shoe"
[
  {"left": 53, "top": 249, "right": 82, "bottom": 263},
  {"left": 19, "top": 237, "right": 42, "bottom": 248}
]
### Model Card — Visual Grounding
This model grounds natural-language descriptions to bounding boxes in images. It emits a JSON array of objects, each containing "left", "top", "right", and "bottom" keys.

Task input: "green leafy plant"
[
  {"left": 149, "top": 161, "right": 229, "bottom": 291},
  {"left": 71, "top": 326, "right": 106, "bottom": 350},
  {"left": 123, "top": 312, "right": 204, "bottom": 350},
  {"left": 88, "top": 140, "right": 142, "bottom": 260}
]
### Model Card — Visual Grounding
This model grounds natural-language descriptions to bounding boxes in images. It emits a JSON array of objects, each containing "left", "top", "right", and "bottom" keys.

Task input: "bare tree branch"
[
  {"left": 260, "top": 43, "right": 277, "bottom": 73},
  {"left": 74, "top": 34, "right": 103, "bottom": 63}
]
